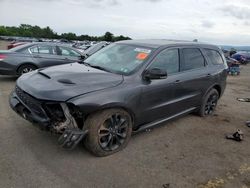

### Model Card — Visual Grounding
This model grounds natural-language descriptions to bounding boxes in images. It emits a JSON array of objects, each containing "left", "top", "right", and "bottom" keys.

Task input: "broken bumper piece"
[{"left": 58, "top": 129, "right": 88, "bottom": 149}]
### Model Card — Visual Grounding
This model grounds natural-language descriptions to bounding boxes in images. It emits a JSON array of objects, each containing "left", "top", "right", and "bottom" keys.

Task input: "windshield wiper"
[
  {"left": 81, "top": 61, "right": 111, "bottom": 73},
  {"left": 88, "top": 65, "right": 111, "bottom": 72}
]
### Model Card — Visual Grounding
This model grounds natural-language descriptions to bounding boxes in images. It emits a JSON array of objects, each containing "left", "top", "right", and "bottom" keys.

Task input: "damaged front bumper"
[
  {"left": 9, "top": 86, "right": 88, "bottom": 149},
  {"left": 9, "top": 88, "right": 51, "bottom": 129}
]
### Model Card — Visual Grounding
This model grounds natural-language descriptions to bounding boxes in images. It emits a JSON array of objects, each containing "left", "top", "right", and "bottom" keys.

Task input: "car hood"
[{"left": 17, "top": 63, "right": 123, "bottom": 101}]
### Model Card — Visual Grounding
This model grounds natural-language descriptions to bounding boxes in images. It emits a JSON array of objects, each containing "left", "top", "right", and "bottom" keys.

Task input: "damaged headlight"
[
  {"left": 43, "top": 102, "right": 84, "bottom": 133},
  {"left": 43, "top": 103, "right": 65, "bottom": 122}
]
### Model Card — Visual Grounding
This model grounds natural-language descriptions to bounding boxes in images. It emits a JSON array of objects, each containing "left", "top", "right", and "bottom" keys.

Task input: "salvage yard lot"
[{"left": 0, "top": 41, "right": 250, "bottom": 188}]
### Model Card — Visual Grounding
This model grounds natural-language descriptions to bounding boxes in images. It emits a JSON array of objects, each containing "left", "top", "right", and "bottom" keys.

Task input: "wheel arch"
[
  {"left": 16, "top": 63, "right": 38, "bottom": 73},
  {"left": 100, "top": 105, "right": 136, "bottom": 125},
  {"left": 204, "top": 84, "right": 222, "bottom": 99},
  {"left": 78, "top": 103, "right": 136, "bottom": 127},
  {"left": 213, "top": 84, "right": 222, "bottom": 97}
]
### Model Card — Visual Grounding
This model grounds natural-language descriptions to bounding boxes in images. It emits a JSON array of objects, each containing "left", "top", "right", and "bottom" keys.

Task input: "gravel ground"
[{"left": 0, "top": 40, "right": 250, "bottom": 188}]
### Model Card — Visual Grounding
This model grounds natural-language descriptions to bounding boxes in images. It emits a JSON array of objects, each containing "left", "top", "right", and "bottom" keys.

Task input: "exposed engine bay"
[{"left": 44, "top": 103, "right": 88, "bottom": 149}]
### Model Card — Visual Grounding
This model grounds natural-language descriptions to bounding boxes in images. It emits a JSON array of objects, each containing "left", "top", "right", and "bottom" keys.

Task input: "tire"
[
  {"left": 198, "top": 89, "right": 219, "bottom": 117},
  {"left": 17, "top": 64, "right": 37, "bottom": 75},
  {"left": 84, "top": 108, "right": 132, "bottom": 157}
]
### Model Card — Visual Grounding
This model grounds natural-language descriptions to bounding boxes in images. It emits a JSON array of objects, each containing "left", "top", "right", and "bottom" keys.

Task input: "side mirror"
[
  {"left": 79, "top": 55, "right": 86, "bottom": 60},
  {"left": 143, "top": 68, "right": 167, "bottom": 80},
  {"left": 77, "top": 55, "right": 86, "bottom": 63}
]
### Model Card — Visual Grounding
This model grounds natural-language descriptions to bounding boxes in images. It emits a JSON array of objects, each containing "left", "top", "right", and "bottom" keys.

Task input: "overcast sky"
[{"left": 0, "top": 0, "right": 250, "bottom": 45}]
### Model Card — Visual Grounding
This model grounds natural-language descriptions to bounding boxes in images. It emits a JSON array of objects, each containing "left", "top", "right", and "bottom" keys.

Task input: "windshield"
[{"left": 84, "top": 43, "right": 153, "bottom": 75}]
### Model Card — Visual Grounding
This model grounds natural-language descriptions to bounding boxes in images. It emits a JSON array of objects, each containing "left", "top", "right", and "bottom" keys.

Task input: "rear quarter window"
[{"left": 204, "top": 49, "right": 224, "bottom": 65}]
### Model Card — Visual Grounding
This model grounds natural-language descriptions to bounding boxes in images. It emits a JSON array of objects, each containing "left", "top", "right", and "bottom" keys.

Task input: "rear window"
[
  {"left": 204, "top": 49, "right": 224, "bottom": 65},
  {"left": 182, "top": 48, "right": 205, "bottom": 71}
]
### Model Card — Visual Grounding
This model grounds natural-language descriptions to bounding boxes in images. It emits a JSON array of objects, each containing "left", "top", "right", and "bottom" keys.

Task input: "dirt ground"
[{"left": 0, "top": 40, "right": 250, "bottom": 188}]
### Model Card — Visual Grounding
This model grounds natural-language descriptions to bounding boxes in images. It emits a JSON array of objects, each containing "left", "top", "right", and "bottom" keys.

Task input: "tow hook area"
[{"left": 58, "top": 129, "right": 88, "bottom": 149}]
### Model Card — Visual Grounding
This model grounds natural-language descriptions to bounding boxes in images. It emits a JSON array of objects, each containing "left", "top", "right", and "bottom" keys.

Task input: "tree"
[
  {"left": 61, "top": 32, "right": 77, "bottom": 40},
  {"left": 42, "top": 26, "right": 56, "bottom": 38},
  {"left": 103, "top": 32, "right": 114, "bottom": 42},
  {"left": 113, "top": 35, "right": 131, "bottom": 41},
  {"left": 0, "top": 24, "right": 132, "bottom": 41},
  {"left": 0, "top": 26, "right": 8, "bottom": 36}
]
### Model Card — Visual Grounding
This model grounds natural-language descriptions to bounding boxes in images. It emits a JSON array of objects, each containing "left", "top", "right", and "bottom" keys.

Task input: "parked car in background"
[
  {"left": 74, "top": 44, "right": 91, "bottom": 53},
  {"left": 10, "top": 40, "right": 228, "bottom": 156},
  {"left": 0, "top": 42, "right": 83, "bottom": 76},
  {"left": 82, "top": 41, "right": 109, "bottom": 57},
  {"left": 226, "top": 57, "right": 238, "bottom": 64},
  {"left": 7, "top": 41, "right": 28, "bottom": 50},
  {"left": 231, "top": 52, "right": 250, "bottom": 64}
]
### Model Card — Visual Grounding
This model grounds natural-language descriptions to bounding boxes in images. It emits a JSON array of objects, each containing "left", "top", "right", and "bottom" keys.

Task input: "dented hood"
[{"left": 17, "top": 63, "right": 123, "bottom": 101}]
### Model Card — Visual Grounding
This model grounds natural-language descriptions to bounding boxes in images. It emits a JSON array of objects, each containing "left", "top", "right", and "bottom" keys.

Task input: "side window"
[
  {"left": 29, "top": 46, "right": 39, "bottom": 53},
  {"left": 38, "top": 45, "right": 56, "bottom": 55},
  {"left": 182, "top": 48, "right": 205, "bottom": 71},
  {"left": 29, "top": 45, "right": 56, "bottom": 55},
  {"left": 58, "top": 46, "right": 80, "bottom": 57},
  {"left": 204, "top": 49, "right": 224, "bottom": 65},
  {"left": 149, "top": 49, "right": 179, "bottom": 75}
]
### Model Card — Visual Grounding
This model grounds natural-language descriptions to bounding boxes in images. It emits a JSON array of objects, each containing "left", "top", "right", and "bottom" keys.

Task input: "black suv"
[{"left": 9, "top": 40, "right": 228, "bottom": 156}]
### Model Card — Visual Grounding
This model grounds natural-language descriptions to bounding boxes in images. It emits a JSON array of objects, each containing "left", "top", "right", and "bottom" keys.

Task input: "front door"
[
  {"left": 138, "top": 48, "right": 181, "bottom": 125},
  {"left": 56, "top": 46, "right": 81, "bottom": 64}
]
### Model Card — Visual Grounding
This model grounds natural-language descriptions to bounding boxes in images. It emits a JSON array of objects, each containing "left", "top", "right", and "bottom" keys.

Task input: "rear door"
[
  {"left": 56, "top": 46, "right": 81, "bottom": 64},
  {"left": 173, "top": 47, "right": 211, "bottom": 112},
  {"left": 30, "top": 44, "right": 63, "bottom": 67}
]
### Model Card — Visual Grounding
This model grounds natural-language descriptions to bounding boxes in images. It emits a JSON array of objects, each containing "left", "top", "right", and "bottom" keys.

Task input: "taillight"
[{"left": 0, "top": 54, "right": 7, "bottom": 61}]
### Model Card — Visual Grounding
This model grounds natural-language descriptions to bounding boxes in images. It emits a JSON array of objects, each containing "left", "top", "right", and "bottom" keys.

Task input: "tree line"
[{"left": 0, "top": 24, "right": 131, "bottom": 42}]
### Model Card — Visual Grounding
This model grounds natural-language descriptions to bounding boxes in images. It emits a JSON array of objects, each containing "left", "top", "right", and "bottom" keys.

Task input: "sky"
[{"left": 0, "top": 0, "right": 250, "bottom": 45}]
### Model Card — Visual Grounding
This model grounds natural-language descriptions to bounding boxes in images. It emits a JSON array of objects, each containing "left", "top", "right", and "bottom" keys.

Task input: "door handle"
[
  {"left": 175, "top": 80, "right": 181, "bottom": 83},
  {"left": 207, "top": 73, "right": 211, "bottom": 77},
  {"left": 33, "top": 55, "right": 41, "bottom": 58}
]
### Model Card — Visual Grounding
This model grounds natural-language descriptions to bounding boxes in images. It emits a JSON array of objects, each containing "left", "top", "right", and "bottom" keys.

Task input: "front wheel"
[
  {"left": 198, "top": 89, "right": 219, "bottom": 117},
  {"left": 84, "top": 109, "right": 132, "bottom": 157}
]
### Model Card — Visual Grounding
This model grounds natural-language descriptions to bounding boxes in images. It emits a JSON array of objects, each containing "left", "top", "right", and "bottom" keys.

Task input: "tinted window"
[
  {"left": 149, "top": 49, "right": 179, "bottom": 74},
  {"left": 30, "top": 45, "right": 56, "bottom": 55},
  {"left": 58, "top": 46, "right": 80, "bottom": 57},
  {"left": 204, "top": 49, "right": 224, "bottom": 64},
  {"left": 182, "top": 48, "right": 205, "bottom": 71}
]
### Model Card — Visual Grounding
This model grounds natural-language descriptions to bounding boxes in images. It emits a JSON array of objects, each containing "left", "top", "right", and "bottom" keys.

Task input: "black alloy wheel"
[
  {"left": 84, "top": 109, "right": 132, "bottom": 156},
  {"left": 98, "top": 113, "right": 129, "bottom": 151},
  {"left": 204, "top": 93, "right": 218, "bottom": 115}
]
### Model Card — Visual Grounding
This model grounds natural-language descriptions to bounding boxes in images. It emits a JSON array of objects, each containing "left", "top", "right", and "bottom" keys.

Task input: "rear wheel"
[
  {"left": 18, "top": 64, "right": 37, "bottom": 75},
  {"left": 198, "top": 89, "right": 219, "bottom": 117},
  {"left": 84, "top": 109, "right": 132, "bottom": 157}
]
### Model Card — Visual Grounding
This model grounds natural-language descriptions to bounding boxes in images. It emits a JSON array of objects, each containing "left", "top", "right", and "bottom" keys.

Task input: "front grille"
[{"left": 15, "top": 86, "right": 44, "bottom": 115}]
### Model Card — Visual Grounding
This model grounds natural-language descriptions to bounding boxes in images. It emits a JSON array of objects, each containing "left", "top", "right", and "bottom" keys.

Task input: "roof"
[
  {"left": 31, "top": 42, "right": 73, "bottom": 47},
  {"left": 117, "top": 39, "right": 219, "bottom": 49}
]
